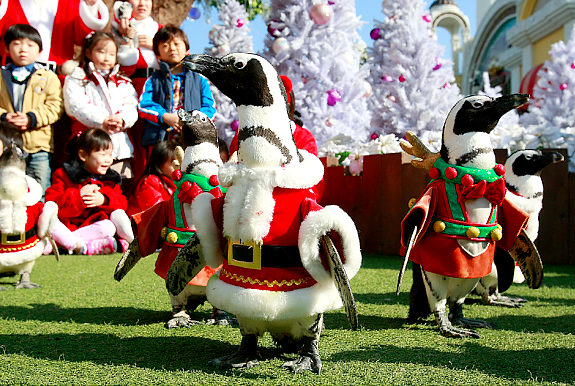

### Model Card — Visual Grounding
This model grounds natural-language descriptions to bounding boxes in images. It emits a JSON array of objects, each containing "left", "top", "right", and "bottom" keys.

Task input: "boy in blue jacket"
[{"left": 138, "top": 25, "right": 216, "bottom": 151}]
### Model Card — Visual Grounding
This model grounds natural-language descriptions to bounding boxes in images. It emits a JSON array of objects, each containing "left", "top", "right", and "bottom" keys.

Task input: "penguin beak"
[
  {"left": 537, "top": 151, "right": 564, "bottom": 168},
  {"left": 181, "top": 54, "right": 225, "bottom": 78},
  {"left": 492, "top": 93, "right": 530, "bottom": 116}
]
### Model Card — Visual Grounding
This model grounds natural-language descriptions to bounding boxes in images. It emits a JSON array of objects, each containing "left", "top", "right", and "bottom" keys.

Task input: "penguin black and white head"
[
  {"left": 177, "top": 109, "right": 222, "bottom": 178},
  {"left": 505, "top": 150, "right": 564, "bottom": 196},
  {"left": 182, "top": 53, "right": 300, "bottom": 168},
  {"left": 0, "top": 143, "right": 28, "bottom": 201},
  {"left": 440, "top": 94, "right": 529, "bottom": 169}
]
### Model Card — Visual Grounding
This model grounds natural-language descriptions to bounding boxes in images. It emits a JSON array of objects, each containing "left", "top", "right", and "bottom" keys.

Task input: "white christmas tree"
[
  {"left": 205, "top": 0, "right": 254, "bottom": 145},
  {"left": 367, "top": 0, "right": 461, "bottom": 152},
  {"left": 480, "top": 72, "right": 533, "bottom": 152},
  {"left": 262, "top": 0, "right": 372, "bottom": 151},
  {"left": 520, "top": 28, "right": 575, "bottom": 170}
]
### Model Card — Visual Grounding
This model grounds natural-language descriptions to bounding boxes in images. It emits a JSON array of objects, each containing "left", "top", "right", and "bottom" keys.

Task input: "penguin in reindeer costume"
[
  {"left": 166, "top": 53, "right": 362, "bottom": 374},
  {"left": 474, "top": 149, "right": 563, "bottom": 307},
  {"left": 114, "top": 110, "right": 228, "bottom": 328},
  {"left": 0, "top": 136, "right": 58, "bottom": 289},
  {"left": 398, "top": 94, "right": 543, "bottom": 338}
]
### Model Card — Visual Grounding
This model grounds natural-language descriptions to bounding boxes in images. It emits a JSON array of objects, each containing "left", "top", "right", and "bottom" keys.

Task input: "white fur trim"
[
  {"left": 38, "top": 201, "right": 58, "bottom": 238},
  {"left": 79, "top": 0, "right": 109, "bottom": 31},
  {"left": 207, "top": 275, "right": 343, "bottom": 322},
  {"left": 298, "top": 205, "right": 362, "bottom": 284},
  {"left": 117, "top": 45, "right": 140, "bottom": 67},
  {"left": 0, "top": 0, "right": 8, "bottom": 20},
  {"left": 25, "top": 176, "right": 42, "bottom": 206},
  {"left": 0, "top": 240, "right": 47, "bottom": 269},
  {"left": 192, "top": 193, "right": 224, "bottom": 268}
]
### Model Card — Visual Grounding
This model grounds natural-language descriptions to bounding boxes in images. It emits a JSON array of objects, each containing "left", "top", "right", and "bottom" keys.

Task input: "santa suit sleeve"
[
  {"left": 298, "top": 198, "right": 362, "bottom": 284},
  {"left": 496, "top": 197, "right": 530, "bottom": 250},
  {"left": 400, "top": 181, "right": 439, "bottom": 255},
  {"left": 131, "top": 200, "right": 169, "bottom": 257},
  {"left": 190, "top": 192, "right": 226, "bottom": 269},
  {"left": 45, "top": 168, "right": 85, "bottom": 221}
]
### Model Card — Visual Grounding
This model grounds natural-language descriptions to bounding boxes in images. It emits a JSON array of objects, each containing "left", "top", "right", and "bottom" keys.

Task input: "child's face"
[
  {"left": 130, "top": 0, "right": 152, "bottom": 20},
  {"left": 6, "top": 38, "right": 41, "bottom": 67},
  {"left": 87, "top": 39, "right": 117, "bottom": 72},
  {"left": 0, "top": 140, "right": 4, "bottom": 155},
  {"left": 79, "top": 145, "right": 114, "bottom": 175},
  {"left": 156, "top": 36, "right": 187, "bottom": 65},
  {"left": 160, "top": 157, "right": 175, "bottom": 178}
]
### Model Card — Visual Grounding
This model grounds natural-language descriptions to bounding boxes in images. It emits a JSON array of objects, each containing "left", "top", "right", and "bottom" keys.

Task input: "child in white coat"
[{"left": 63, "top": 31, "right": 139, "bottom": 182}]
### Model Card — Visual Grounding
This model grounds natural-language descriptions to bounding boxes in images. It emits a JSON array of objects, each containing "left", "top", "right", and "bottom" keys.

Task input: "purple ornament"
[
  {"left": 432, "top": 57, "right": 442, "bottom": 71},
  {"left": 327, "top": 89, "right": 342, "bottom": 106},
  {"left": 370, "top": 28, "right": 381, "bottom": 40},
  {"left": 328, "top": 1, "right": 335, "bottom": 4},
  {"left": 188, "top": 7, "right": 201, "bottom": 20},
  {"left": 371, "top": 132, "right": 378, "bottom": 140},
  {"left": 230, "top": 120, "right": 239, "bottom": 132},
  {"left": 560, "top": 82, "right": 568, "bottom": 91},
  {"left": 422, "top": 14, "right": 432, "bottom": 23},
  {"left": 236, "top": 18, "right": 245, "bottom": 28},
  {"left": 381, "top": 75, "right": 393, "bottom": 82}
]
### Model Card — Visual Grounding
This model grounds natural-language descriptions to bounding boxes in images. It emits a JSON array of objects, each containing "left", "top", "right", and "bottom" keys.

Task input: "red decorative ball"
[
  {"left": 181, "top": 181, "right": 192, "bottom": 191},
  {"left": 445, "top": 167, "right": 458, "bottom": 179},
  {"left": 209, "top": 175, "right": 219, "bottom": 187},
  {"left": 560, "top": 82, "right": 568, "bottom": 91},
  {"left": 371, "top": 132, "right": 378, "bottom": 140},
  {"left": 236, "top": 18, "right": 245, "bottom": 28},
  {"left": 493, "top": 164, "right": 505, "bottom": 176},
  {"left": 172, "top": 169, "right": 182, "bottom": 181},
  {"left": 429, "top": 167, "right": 440, "bottom": 180},
  {"left": 461, "top": 174, "right": 474, "bottom": 186},
  {"left": 398, "top": 74, "right": 406, "bottom": 82}
]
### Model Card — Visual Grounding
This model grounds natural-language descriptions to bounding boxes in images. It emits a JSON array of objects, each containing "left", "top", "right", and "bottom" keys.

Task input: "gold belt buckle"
[
  {"left": 1, "top": 232, "right": 25, "bottom": 245},
  {"left": 227, "top": 240, "right": 262, "bottom": 270}
]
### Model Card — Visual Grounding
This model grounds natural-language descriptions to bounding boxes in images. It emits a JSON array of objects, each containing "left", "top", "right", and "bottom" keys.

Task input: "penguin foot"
[
  {"left": 165, "top": 311, "right": 202, "bottom": 329},
  {"left": 206, "top": 308, "right": 238, "bottom": 327},
  {"left": 282, "top": 337, "right": 322, "bottom": 374},
  {"left": 208, "top": 334, "right": 260, "bottom": 369},
  {"left": 15, "top": 273, "right": 40, "bottom": 289},
  {"left": 483, "top": 294, "right": 527, "bottom": 308},
  {"left": 435, "top": 311, "right": 481, "bottom": 339},
  {"left": 452, "top": 316, "right": 493, "bottom": 329}
]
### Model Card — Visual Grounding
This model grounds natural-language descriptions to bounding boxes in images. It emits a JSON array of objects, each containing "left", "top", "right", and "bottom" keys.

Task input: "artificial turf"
[{"left": 0, "top": 253, "right": 574, "bottom": 384}]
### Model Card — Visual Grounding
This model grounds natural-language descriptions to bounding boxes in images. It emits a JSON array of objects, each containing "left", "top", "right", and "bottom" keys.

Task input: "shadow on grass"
[
  {"left": 329, "top": 342, "right": 575, "bottom": 383},
  {"left": 0, "top": 303, "right": 185, "bottom": 326}
]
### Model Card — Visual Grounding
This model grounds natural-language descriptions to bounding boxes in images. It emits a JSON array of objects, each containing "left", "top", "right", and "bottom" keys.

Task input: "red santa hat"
[{"left": 280, "top": 75, "right": 293, "bottom": 105}]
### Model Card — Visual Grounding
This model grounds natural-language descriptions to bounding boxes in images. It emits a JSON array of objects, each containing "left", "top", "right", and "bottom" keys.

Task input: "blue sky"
[{"left": 181, "top": 1, "right": 477, "bottom": 60}]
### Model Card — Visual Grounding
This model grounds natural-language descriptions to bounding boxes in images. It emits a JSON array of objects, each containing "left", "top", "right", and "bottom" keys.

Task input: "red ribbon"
[
  {"left": 178, "top": 182, "right": 203, "bottom": 204},
  {"left": 458, "top": 178, "right": 506, "bottom": 206}
]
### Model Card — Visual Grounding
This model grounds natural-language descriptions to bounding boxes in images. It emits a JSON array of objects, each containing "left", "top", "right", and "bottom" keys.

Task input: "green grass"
[{"left": 1, "top": 253, "right": 574, "bottom": 384}]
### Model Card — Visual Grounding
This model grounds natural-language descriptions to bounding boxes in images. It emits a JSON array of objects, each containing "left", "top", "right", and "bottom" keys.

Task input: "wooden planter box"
[{"left": 317, "top": 149, "right": 573, "bottom": 265}]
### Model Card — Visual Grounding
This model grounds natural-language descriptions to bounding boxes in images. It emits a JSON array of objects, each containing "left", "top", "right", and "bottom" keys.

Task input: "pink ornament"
[
  {"left": 349, "top": 158, "right": 363, "bottom": 176},
  {"left": 398, "top": 74, "right": 406, "bottom": 82},
  {"left": 272, "top": 37, "right": 290, "bottom": 54},
  {"left": 370, "top": 28, "right": 381, "bottom": 40},
  {"left": 236, "top": 18, "right": 245, "bottom": 28},
  {"left": 386, "top": 94, "right": 396, "bottom": 103},
  {"left": 445, "top": 167, "right": 458, "bottom": 179},
  {"left": 381, "top": 75, "right": 393, "bottom": 82},
  {"left": 572, "top": 62, "right": 575, "bottom": 69},
  {"left": 422, "top": 14, "right": 432, "bottom": 23},
  {"left": 327, "top": 89, "right": 342, "bottom": 106},
  {"left": 442, "top": 82, "right": 451, "bottom": 89},
  {"left": 371, "top": 132, "right": 378, "bottom": 140},
  {"left": 461, "top": 174, "right": 474, "bottom": 187},
  {"left": 362, "top": 81, "right": 372, "bottom": 98},
  {"left": 560, "top": 82, "right": 568, "bottom": 91},
  {"left": 310, "top": 4, "right": 332, "bottom": 26},
  {"left": 325, "top": 117, "right": 334, "bottom": 127},
  {"left": 230, "top": 119, "right": 239, "bottom": 132},
  {"left": 432, "top": 57, "right": 442, "bottom": 71},
  {"left": 328, "top": 0, "right": 335, "bottom": 4},
  {"left": 493, "top": 164, "right": 506, "bottom": 176}
]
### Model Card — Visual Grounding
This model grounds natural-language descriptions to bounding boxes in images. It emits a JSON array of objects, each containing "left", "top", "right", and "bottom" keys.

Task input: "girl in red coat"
[
  {"left": 127, "top": 140, "right": 177, "bottom": 215},
  {"left": 45, "top": 128, "right": 134, "bottom": 255}
]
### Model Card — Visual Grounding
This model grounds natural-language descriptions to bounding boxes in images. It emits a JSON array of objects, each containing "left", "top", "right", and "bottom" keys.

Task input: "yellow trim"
[
  {"left": 1, "top": 232, "right": 25, "bottom": 245},
  {"left": 533, "top": 27, "right": 564, "bottom": 65},
  {"left": 0, "top": 238, "right": 39, "bottom": 252},
  {"left": 227, "top": 240, "right": 262, "bottom": 270},
  {"left": 519, "top": 0, "right": 537, "bottom": 21},
  {"left": 220, "top": 268, "right": 311, "bottom": 288}
]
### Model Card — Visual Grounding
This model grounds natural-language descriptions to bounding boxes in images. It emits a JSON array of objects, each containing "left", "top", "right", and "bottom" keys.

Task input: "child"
[
  {"left": 112, "top": 0, "right": 162, "bottom": 94},
  {"left": 138, "top": 25, "right": 216, "bottom": 155},
  {"left": 127, "top": 140, "right": 177, "bottom": 215},
  {"left": 0, "top": 24, "right": 64, "bottom": 194},
  {"left": 63, "top": 31, "right": 139, "bottom": 182},
  {"left": 45, "top": 128, "right": 134, "bottom": 255}
]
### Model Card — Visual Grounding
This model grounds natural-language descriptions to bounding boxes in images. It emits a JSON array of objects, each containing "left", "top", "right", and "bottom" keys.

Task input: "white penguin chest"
[{"left": 457, "top": 197, "right": 491, "bottom": 257}]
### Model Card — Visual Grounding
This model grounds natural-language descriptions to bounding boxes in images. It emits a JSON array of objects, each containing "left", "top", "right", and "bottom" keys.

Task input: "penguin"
[
  {"left": 0, "top": 143, "right": 58, "bottom": 289},
  {"left": 400, "top": 94, "right": 533, "bottom": 338},
  {"left": 474, "top": 149, "right": 563, "bottom": 306},
  {"left": 114, "top": 109, "right": 227, "bottom": 328},
  {"left": 167, "top": 53, "right": 362, "bottom": 373}
]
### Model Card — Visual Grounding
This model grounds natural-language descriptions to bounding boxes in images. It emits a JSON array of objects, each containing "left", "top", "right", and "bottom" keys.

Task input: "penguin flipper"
[
  {"left": 507, "top": 229, "right": 543, "bottom": 289},
  {"left": 114, "top": 236, "right": 143, "bottom": 281},
  {"left": 494, "top": 247, "right": 516, "bottom": 293},
  {"left": 397, "top": 225, "right": 417, "bottom": 295},
  {"left": 166, "top": 233, "right": 206, "bottom": 296},
  {"left": 408, "top": 263, "right": 431, "bottom": 321}
]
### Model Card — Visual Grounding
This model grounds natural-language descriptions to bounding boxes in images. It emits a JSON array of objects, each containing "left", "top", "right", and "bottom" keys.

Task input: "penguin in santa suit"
[
  {"left": 167, "top": 53, "right": 361, "bottom": 374},
  {"left": 0, "top": 142, "right": 57, "bottom": 288},
  {"left": 474, "top": 149, "right": 563, "bottom": 307},
  {"left": 400, "top": 94, "right": 539, "bottom": 338}
]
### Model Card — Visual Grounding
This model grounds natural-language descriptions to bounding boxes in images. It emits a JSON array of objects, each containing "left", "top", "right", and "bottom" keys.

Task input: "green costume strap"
[
  {"left": 165, "top": 172, "right": 227, "bottom": 247},
  {"left": 429, "top": 158, "right": 504, "bottom": 241}
]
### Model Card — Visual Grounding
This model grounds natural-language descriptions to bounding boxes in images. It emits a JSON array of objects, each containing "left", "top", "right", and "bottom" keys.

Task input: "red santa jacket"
[
  {"left": 127, "top": 174, "right": 175, "bottom": 216},
  {"left": 401, "top": 169, "right": 529, "bottom": 279},
  {"left": 0, "top": 0, "right": 108, "bottom": 66},
  {"left": 0, "top": 201, "right": 43, "bottom": 253},
  {"left": 45, "top": 162, "right": 127, "bottom": 231}
]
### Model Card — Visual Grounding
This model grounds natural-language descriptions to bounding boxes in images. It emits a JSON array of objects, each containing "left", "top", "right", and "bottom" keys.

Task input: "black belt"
[
  {"left": 132, "top": 68, "right": 156, "bottom": 78},
  {"left": 0, "top": 226, "right": 37, "bottom": 245},
  {"left": 230, "top": 243, "right": 302, "bottom": 268}
]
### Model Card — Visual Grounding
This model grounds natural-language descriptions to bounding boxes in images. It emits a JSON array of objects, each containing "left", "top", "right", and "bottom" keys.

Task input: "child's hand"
[
  {"left": 6, "top": 112, "right": 30, "bottom": 130},
  {"left": 137, "top": 34, "right": 153, "bottom": 49},
  {"left": 162, "top": 113, "right": 182, "bottom": 133},
  {"left": 102, "top": 115, "right": 124, "bottom": 133},
  {"left": 80, "top": 184, "right": 100, "bottom": 196},
  {"left": 82, "top": 190, "right": 106, "bottom": 208}
]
